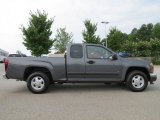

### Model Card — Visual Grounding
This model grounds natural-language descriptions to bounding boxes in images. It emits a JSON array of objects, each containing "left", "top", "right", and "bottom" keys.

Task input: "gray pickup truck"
[{"left": 3, "top": 44, "right": 157, "bottom": 93}]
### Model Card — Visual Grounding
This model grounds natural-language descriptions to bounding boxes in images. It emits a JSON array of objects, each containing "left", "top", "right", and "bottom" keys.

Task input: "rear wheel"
[
  {"left": 126, "top": 71, "right": 148, "bottom": 92},
  {"left": 27, "top": 72, "right": 50, "bottom": 94}
]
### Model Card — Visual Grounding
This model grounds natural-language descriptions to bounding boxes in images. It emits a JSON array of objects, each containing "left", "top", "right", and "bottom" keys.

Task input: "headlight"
[{"left": 149, "top": 62, "right": 154, "bottom": 73}]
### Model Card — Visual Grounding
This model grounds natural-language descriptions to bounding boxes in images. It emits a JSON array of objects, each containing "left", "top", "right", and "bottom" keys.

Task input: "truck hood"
[{"left": 120, "top": 57, "right": 150, "bottom": 68}]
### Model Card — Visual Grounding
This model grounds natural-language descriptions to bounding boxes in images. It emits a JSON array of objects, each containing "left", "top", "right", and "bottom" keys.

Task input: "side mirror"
[{"left": 109, "top": 54, "right": 118, "bottom": 60}]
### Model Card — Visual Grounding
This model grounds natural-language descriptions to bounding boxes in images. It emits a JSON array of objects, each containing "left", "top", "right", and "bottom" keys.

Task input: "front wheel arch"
[{"left": 124, "top": 67, "right": 150, "bottom": 82}]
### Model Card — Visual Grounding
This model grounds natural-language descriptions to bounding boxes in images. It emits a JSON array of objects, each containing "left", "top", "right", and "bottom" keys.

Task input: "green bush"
[
  {"left": 122, "top": 38, "right": 160, "bottom": 64},
  {"left": 136, "top": 41, "right": 151, "bottom": 57}
]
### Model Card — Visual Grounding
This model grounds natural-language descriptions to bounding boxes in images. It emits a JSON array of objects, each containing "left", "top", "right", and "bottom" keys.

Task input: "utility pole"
[{"left": 101, "top": 21, "right": 109, "bottom": 47}]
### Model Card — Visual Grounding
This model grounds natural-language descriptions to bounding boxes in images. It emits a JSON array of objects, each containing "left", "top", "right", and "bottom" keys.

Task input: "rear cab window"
[{"left": 70, "top": 45, "right": 83, "bottom": 58}]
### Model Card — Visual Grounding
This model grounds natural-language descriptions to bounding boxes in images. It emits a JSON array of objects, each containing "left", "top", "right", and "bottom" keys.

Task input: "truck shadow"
[
  {"left": 10, "top": 82, "right": 159, "bottom": 94},
  {"left": 48, "top": 83, "right": 128, "bottom": 93}
]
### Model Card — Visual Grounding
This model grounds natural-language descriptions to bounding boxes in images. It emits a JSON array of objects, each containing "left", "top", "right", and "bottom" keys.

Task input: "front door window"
[{"left": 86, "top": 45, "right": 112, "bottom": 59}]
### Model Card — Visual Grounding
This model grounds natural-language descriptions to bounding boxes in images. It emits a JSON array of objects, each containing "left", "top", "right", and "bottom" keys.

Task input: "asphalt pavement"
[{"left": 0, "top": 64, "right": 160, "bottom": 120}]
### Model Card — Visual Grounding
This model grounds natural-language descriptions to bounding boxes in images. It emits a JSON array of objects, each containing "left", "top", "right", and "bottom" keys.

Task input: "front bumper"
[
  {"left": 3, "top": 74, "right": 8, "bottom": 79},
  {"left": 150, "top": 73, "right": 157, "bottom": 83}
]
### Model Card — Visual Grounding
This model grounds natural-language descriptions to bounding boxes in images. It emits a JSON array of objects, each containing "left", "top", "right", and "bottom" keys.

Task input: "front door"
[{"left": 85, "top": 45, "right": 122, "bottom": 81}]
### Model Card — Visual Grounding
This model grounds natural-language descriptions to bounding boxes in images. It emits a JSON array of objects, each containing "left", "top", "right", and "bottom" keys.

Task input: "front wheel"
[
  {"left": 27, "top": 72, "right": 50, "bottom": 94},
  {"left": 126, "top": 71, "right": 148, "bottom": 92}
]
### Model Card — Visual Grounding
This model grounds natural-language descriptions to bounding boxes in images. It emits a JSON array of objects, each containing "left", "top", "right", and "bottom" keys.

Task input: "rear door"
[
  {"left": 67, "top": 44, "right": 85, "bottom": 81},
  {"left": 85, "top": 45, "right": 122, "bottom": 81}
]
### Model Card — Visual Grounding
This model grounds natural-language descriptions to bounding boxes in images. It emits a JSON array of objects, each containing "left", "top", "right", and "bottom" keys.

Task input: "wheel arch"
[
  {"left": 23, "top": 67, "right": 53, "bottom": 82},
  {"left": 125, "top": 67, "right": 150, "bottom": 82}
]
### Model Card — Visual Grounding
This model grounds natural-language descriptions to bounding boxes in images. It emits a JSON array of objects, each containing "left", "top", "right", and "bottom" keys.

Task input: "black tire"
[
  {"left": 126, "top": 70, "right": 148, "bottom": 92},
  {"left": 27, "top": 72, "right": 50, "bottom": 94}
]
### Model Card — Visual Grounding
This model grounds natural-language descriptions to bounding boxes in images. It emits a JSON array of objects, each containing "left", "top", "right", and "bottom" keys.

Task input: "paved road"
[{"left": 0, "top": 64, "right": 160, "bottom": 120}]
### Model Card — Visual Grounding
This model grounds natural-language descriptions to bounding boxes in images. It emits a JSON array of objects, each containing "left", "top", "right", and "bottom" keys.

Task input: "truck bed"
[{"left": 6, "top": 57, "right": 66, "bottom": 80}]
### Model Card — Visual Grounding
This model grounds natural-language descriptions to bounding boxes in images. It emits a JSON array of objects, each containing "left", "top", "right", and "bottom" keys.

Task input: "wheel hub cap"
[
  {"left": 31, "top": 76, "right": 45, "bottom": 91},
  {"left": 132, "top": 75, "right": 144, "bottom": 89}
]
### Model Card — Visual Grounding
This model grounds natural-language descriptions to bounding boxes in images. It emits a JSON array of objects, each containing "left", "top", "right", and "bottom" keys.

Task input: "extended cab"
[{"left": 3, "top": 44, "right": 157, "bottom": 93}]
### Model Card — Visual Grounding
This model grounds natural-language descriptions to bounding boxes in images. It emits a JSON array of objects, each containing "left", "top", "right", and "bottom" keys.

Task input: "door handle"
[{"left": 87, "top": 60, "right": 95, "bottom": 64}]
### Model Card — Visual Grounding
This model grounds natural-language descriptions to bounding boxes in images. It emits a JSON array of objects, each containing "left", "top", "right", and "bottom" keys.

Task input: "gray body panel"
[
  {"left": 7, "top": 57, "right": 66, "bottom": 81},
  {"left": 5, "top": 44, "right": 153, "bottom": 83},
  {"left": 84, "top": 44, "right": 123, "bottom": 81},
  {"left": 121, "top": 58, "right": 150, "bottom": 80},
  {"left": 66, "top": 44, "right": 85, "bottom": 81}
]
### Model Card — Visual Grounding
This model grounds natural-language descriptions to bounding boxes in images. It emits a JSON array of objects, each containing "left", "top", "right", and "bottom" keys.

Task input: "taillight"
[{"left": 4, "top": 58, "right": 9, "bottom": 72}]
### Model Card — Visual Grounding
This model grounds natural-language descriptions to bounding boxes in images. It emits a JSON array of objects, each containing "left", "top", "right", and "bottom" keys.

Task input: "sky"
[{"left": 0, "top": 0, "right": 160, "bottom": 55}]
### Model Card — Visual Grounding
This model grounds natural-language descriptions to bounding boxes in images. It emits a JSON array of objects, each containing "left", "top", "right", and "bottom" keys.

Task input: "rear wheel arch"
[
  {"left": 24, "top": 67, "right": 53, "bottom": 82},
  {"left": 27, "top": 71, "right": 50, "bottom": 93}
]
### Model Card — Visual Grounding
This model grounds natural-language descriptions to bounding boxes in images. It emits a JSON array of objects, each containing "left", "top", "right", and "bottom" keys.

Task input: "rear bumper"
[
  {"left": 150, "top": 73, "right": 157, "bottom": 83},
  {"left": 3, "top": 74, "right": 8, "bottom": 79}
]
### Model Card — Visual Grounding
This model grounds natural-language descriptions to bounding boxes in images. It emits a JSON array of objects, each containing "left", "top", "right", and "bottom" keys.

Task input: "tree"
[
  {"left": 136, "top": 41, "right": 151, "bottom": 57},
  {"left": 82, "top": 19, "right": 101, "bottom": 44},
  {"left": 107, "top": 27, "right": 127, "bottom": 51},
  {"left": 128, "top": 28, "right": 138, "bottom": 42},
  {"left": 53, "top": 28, "right": 73, "bottom": 54},
  {"left": 152, "top": 23, "right": 160, "bottom": 39},
  {"left": 123, "top": 40, "right": 138, "bottom": 56},
  {"left": 21, "top": 10, "right": 54, "bottom": 56},
  {"left": 136, "top": 23, "right": 153, "bottom": 41},
  {"left": 150, "top": 38, "right": 160, "bottom": 64}
]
